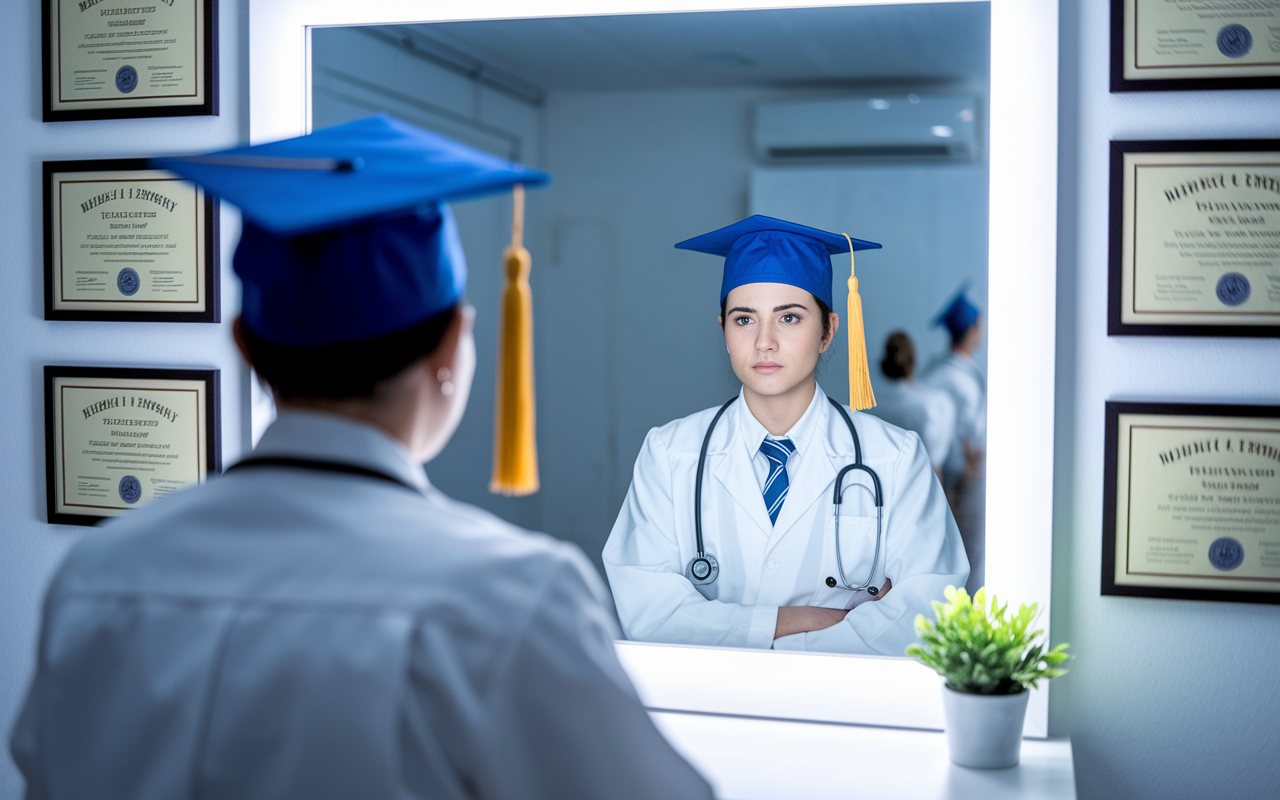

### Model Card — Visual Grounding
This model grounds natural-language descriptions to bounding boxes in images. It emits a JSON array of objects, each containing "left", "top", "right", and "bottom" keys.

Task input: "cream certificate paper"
[
  {"left": 51, "top": 375, "right": 208, "bottom": 518},
  {"left": 50, "top": 0, "right": 205, "bottom": 113},
  {"left": 51, "top": 168, "right": 206, "bottom": 313},
  {"left": 1120, "top": 150, "right": 1280, "bottom": 327},
  {"left": 1113, "top": 413, "right": 1280, "bottom": 593},
  {"left": 1124, "top": 0, "right": 1280, "bottom": 81}
]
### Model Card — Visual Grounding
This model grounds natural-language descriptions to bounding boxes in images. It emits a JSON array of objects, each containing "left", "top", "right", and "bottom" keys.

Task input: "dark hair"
[
  {"left": 880, "top": 331, "right": 916, "bottom": 379},
  {"left": 242, "top": 304, "right": 459, "bottom": 400},
  {"left": 719, "top": 293, "right": 833, "bottom": 340}
]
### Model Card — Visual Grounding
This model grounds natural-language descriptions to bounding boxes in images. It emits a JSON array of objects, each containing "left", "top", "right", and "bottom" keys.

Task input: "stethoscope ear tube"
[{"left": 689, "top": 397, "right": 738, "bottom": 585}]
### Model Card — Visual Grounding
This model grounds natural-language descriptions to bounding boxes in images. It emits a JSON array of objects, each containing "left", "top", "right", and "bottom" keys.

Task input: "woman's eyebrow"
[
  {"left": 772, "top": 303, "right": 809, "bottom": 312},
  {"left": 726, "top": 306, "right": 756, "bottom": 315}
]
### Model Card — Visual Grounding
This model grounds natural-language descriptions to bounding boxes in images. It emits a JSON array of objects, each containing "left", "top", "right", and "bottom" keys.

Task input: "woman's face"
[{"left": 720, "top": 282, "right": 836, "bottom": 400}]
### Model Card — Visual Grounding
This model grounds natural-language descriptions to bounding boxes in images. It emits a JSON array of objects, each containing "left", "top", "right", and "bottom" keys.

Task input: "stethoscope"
[{"left": 687, "top": 395, "right": 885, "bottom": 595}]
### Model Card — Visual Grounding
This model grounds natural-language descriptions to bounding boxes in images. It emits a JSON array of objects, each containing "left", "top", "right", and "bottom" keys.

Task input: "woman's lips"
[{"left": 753, "top": 362, "right": 782, "bottom": 374}]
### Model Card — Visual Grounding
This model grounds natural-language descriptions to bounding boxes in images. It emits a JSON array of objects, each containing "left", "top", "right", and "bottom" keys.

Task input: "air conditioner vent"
[{"left": 755, "top": 95, "right": 979, "bottom": 163}]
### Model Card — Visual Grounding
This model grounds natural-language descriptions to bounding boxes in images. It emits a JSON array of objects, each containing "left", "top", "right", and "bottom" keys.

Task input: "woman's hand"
[{"left": 773, "top": 578, "right": 893, "bottom": 639}]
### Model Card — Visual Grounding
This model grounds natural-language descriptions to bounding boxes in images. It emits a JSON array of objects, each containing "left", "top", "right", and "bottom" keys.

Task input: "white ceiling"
[{"left": 406, "top": 3, "right": 990, "bottom": 94}]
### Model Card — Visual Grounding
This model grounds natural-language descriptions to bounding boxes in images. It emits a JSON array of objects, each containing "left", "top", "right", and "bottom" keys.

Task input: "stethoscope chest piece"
[{"left": 686, "top": 553, "right": 719, "bottom": 585}]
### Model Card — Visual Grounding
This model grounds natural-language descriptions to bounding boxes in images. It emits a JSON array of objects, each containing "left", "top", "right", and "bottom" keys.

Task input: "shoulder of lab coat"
[
  {"left": 922, "top": 354, "right": 985, "bottom": 443},
  {"left": 13, "top": 467, "right": 713, "bottom": 800},
  {"left": 603, "top": 401, "right": 781, "bottom": 650},
  {"left": 867, "top": 381, "right": 957, "bottom": 470},
  {"left": 774, "top": 411, "right": 969, "bottom": 655}
]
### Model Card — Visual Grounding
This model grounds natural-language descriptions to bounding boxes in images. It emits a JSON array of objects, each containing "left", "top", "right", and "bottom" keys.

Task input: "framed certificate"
[
  {"left": 1109, "top": 140, "right": 1280, "bottom": 338},
  {"left": 1112, "top": 0, "right": 1280, "bottom": 92},
  {"left": 44, "top": 159, "right": 219, "bottom": 323},
  {"left": 43, "top": 0, "right": 217, "bottom": 121},
  {"left": 45, "top": 366, "right": 220, "bottom": 526},
  {"left": 1103, "top": 402, "right": 1280, "bottom": 605}
]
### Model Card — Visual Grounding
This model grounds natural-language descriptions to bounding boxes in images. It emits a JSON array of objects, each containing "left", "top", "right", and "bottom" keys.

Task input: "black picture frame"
[
  {"left": 1102, "top": 401, "right": 1280, "bottom": 606},
  {"left": 44, "top": 158, "right": 219, "bottom": 323},
  {"left": 42, "top": 0, "right": 218, "bottom": 122},
  {"left": 1108, "top": 139, "right": 1280, "bottom": 338},
  {"left": 1111, "top": 0, "right": 1280, "bottom": 93},
  {"left": 44, "top": 365, "right": 221, "bottom": 527}
]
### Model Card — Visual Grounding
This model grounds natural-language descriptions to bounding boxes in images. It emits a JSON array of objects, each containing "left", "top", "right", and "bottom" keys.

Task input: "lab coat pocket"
[{"left": 810, "top": 513, "right": 879, "bottom": 610}]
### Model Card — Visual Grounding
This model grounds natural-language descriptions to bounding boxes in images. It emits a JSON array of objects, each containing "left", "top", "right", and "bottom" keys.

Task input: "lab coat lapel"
[
  {"left": 710, "top": 421, "right": 774, "bottom": 538},
  {"left": 767, "top": 399, "right": 836, "bottom": 543}
]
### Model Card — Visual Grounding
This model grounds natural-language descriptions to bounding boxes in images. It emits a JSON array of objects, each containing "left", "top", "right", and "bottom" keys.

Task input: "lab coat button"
[
  {"left": 826, "top": 576, "right": 837, "bottom": 588},
  {"left": 767, "top": 560, "right": 778, "bottom": 570}
]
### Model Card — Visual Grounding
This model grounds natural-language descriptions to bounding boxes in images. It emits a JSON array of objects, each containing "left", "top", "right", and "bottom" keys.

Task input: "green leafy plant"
[{"left": 905, "top": 586, "right": 1070, "bottom": 695}]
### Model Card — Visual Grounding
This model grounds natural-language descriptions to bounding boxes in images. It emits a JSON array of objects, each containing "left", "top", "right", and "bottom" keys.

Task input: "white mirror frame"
[{"left": 249, "top": 0, "right": 1057, "bottom": 736}]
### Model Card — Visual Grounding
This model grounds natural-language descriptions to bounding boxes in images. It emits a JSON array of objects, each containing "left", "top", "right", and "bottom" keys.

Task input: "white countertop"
[{"left": 651, "top": 711, "right": 1075, "bottom": 800}]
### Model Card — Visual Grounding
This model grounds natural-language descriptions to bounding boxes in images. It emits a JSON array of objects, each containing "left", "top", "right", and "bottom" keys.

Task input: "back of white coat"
[{"left": 11, "top": 415, "right": 713, "bottom": 800}]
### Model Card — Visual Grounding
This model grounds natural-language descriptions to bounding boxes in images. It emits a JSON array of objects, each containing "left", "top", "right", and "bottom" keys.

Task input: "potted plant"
[{"left": 906, "top": 586, "right": 1070, "bottom": 769}]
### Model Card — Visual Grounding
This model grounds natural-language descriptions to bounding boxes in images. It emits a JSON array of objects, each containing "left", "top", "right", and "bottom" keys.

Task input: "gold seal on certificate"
[
  {"left": 43, "top": 0, "right": 217, "bottom": 121},
  {"left": 1103, "top": 402, "right": 1280, "bottom": 605},
  {"left": 1113, "top": 0, "right": 1280, "bottom": 92},
  {"left": 44, "top": 159, "right": 219, "bottom": 323},
  {"left": 45, "top": 367, "right": 220, "bottom": 526},
  {"left": 1109, "top": 140, "right": 1280, "bottom": 337}
]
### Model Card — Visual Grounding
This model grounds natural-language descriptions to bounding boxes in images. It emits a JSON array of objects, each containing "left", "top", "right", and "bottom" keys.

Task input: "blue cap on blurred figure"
[
  {"left": 154, "top": 115, "right": 549, "bottom": 348},
  {"left": 934, "top": 283, "right": 982, "bottom": 341},
  {"left": 674, "top": 214, "right": 880, "bottom": 309}
]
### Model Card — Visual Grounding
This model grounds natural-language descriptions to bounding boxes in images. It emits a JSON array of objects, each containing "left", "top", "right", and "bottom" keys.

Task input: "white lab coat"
[
  {"left": 922, "top": 352, "right": 986, "bottom": 479},
  {"left": 603, "top": 386, "right": 968, "bottom": 656},
  {"left": 868, "top": 378, "right": 957, "bottom": 471},
  {"left": 922, "top": 352, "right": 987, "bottom": 593},
  {"left": 12, "top": 411, "right": 712, "bottom": 800}
]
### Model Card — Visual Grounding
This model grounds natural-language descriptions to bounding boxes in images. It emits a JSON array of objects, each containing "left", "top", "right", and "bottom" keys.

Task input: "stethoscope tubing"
[{"left": 691, "top": 394, "right": 885, "bottom": 592}]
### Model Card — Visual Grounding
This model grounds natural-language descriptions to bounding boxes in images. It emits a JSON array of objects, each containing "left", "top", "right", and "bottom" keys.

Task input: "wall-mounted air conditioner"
[{"left": 754, "top": 94, "right": 979, "bottom": 162}]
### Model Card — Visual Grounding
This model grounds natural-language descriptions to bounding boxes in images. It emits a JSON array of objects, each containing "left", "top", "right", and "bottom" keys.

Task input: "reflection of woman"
[
  {"left": 603, "top": 216, "right": 968, "bottom": 656},
  {"left": 923, "top": 286, "right": 987, "bottom": 594},
  {"left": 869, "top": 331, "right": 956, "bottom": 478}
]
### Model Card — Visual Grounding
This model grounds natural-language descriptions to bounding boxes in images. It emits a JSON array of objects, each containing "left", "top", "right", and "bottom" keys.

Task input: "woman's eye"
[
  {"left": 780, "top": 314, "right": 798, "bottom": 324},
  {"left": 734, "top": 316, "right": 753, "bottom": 326}
]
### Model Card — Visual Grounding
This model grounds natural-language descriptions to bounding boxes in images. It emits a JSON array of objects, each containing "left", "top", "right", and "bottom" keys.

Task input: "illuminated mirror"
[{"left": 250, "top": 0, "right": 1057, "bottom": 736}]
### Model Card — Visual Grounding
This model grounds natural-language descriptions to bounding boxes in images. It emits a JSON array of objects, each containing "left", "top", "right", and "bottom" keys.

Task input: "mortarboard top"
[
  {"left": 674, "top": 215, "right": 880, "bottom": 310},
  {"left": 934, "top": 282, "right": 981, "bottom": 341},
  {"left": 152, "top": 115, "right": 549, "bottom": 348},
  {"left": 153, "top": 114, "right": 549, "bottom": 236}
]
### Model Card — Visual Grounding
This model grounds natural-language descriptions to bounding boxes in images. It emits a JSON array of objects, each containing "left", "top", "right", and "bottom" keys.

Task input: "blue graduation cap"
[
  {"left": 676, "top": 214, "right": 883, "bottom": 410},
  {"left": 674, "top": 214, "right": 880, "bottom": 309},
  {"left": 934, "top": 282, "right": 982, "bottom": 342},
  {"left": 153, "top": 115, "right": 549, "bottom": 348}
]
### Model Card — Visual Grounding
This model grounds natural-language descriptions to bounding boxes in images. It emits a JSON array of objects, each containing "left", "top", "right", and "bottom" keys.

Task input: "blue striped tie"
[{"left": 759, "top": 437, "right": 796, "bottom": 526}]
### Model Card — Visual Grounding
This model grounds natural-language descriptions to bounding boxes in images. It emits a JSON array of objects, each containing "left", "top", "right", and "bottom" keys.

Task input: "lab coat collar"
[
  {"left": 252, "top": 410, "right": 430, "bottom": 492},
  {"left": 733, "top": 383, "right": 825, "bottom": 465}
]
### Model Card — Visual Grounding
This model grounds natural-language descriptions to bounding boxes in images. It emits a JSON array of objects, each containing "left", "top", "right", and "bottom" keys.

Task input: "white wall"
[
  {"left": 0, "top": 2, "right": 248, "bottom": 797},
  {"left": 1050, "top": 1, "right": 1280, "bottom": 798}
]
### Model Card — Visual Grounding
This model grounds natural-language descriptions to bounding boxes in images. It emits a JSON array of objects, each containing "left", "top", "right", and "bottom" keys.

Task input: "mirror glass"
[{"left": 312, "top": 2, "right": 990, "bottom": 656}]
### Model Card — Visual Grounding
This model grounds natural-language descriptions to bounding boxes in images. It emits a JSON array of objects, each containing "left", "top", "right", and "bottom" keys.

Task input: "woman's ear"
[
  {"left": 819, "top": 311, "right": 841, "bottom": 353},
  {"left": 427, "top": 304, "right": 475, "bottom": 376}
]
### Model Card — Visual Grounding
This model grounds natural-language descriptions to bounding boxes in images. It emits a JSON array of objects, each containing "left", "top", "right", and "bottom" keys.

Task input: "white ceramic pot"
[{"left": 940, "top": 685, "right": 1029, "bottom": 769}]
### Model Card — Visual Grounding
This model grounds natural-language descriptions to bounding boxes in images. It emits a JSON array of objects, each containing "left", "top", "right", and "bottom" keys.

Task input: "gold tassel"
[
  {"left": 842, "top": 233, "right": 876, "bottom": 411},
  {"left": 490, "top": 185, "right": 540, "bottom": 495}
]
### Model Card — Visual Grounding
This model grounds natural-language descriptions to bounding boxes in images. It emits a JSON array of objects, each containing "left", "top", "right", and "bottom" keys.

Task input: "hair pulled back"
[{"left": 880, "top": 330, "right": 916, "bottom": 380}]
